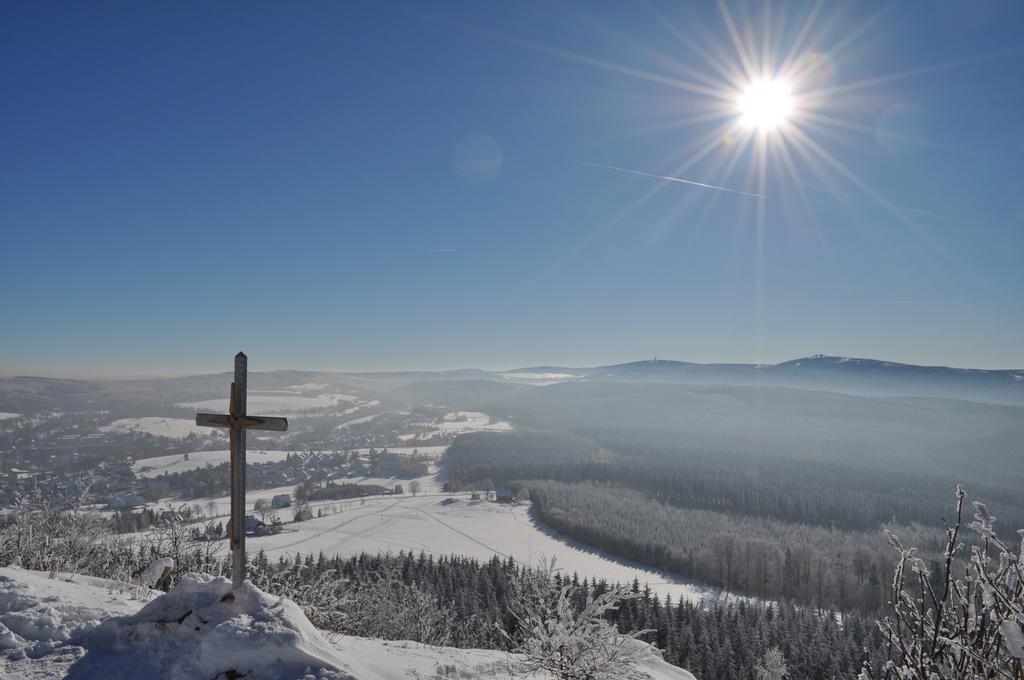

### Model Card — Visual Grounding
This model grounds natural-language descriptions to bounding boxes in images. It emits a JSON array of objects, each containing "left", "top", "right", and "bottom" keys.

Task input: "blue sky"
[{"left": 2, "top": 2, "right": 1024, "bottom": 376}]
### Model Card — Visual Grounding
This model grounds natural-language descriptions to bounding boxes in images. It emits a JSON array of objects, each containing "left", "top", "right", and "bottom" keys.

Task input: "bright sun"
[{"left": 738, "top": 79, "right": 794, "bottom": 131}]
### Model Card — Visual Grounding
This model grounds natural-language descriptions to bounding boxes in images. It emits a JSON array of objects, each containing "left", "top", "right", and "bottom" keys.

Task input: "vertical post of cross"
[
  {"left": 230, "top": 351, "right": 247, "bottom": 588},
  {"left": 195, "top": 353, "right": 287, "bottom": 590}
]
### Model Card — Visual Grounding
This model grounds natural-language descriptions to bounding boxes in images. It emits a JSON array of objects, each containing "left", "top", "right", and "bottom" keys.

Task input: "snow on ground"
[
  {"left": 499, "top": 372, "right": 575, "bottom": 385},
  {"left": 0, "top": 568, "right": 695, "bottom": 680},
  {"left": 180, "top": 464, "right": 445, "bottom": 520},
  {"left": 334, "top": 414, "right": 379, "bottom": 430},
  {"left": 132, "top": 450, "right": 294, "bottom": 478},
  {"left": 0, "top": 567, "right": 156, "bottom": 679},
  {"left": 0, "top": 412, "right": 20, "bottom": 420},
  {"left": 179, "top": 393, "right": 359, "bottom": 414},
  {"left": 147, "top": 445, "right": 718, "bottom": 605},
  {"left": 244, "top": 493, "right": 722, "bottom": 605},
  {"left": 285, "top": 383, "right": 331, "bottom": 392},
  {"left": 100, "top": 417, "right": 215, "bottom": 440},
  {"left": 399, "top": 411, "right": 512, "bottom": 441}
]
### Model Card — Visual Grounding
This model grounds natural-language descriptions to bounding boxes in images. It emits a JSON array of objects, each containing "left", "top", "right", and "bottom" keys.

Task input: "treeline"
[
  {"left": 526, "top": 479, "right": 937, "bottom": 613},
  {"left": 256, "top": 550, "right": 889, "bottom": 679},
  {"left": 447, "top": 430, "right": 1024, "bottom": 531},
  {"left": 444, "top": 430, "right": 1024, "bottom": 612}
]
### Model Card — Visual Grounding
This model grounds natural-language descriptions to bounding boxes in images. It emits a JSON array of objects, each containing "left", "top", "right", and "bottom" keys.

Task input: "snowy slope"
[{"left": 0, "top": 567, "right": 696, "bottom": 680}]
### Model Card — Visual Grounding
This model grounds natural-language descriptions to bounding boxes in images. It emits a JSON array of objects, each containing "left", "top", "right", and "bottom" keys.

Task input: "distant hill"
[
  {"left": 3, "top": 353, "right": 1023, "bottom": 414},
  {"left": 502, "top": 355, "right": 1024, "bottom": 405}
]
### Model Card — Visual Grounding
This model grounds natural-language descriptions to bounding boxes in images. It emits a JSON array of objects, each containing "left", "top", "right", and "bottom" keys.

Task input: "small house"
[
  {"left": 244, "top": 515, "right": 267, "bottom": 536},
  {"left": 271, "top": 493, "right": 291, "bottom": 509}
]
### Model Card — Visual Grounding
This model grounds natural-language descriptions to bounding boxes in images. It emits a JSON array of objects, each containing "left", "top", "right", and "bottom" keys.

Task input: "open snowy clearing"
[
  {"left": 399, "top": 411, "right": 512, "bottom": 441},
  {"left": 241, "top": 492, "right": 722, "bottom": 605},
  {"left": 333, "top": 413, "right": 379, "bottom": 430},
  {"left": 179, "top": 392, "right": 359, "bottom": 413},
  {"left": 0, "top": 412, "right": 20, "bottom": 420},
  {"left": 284, "top": 383, "right": 332, "bottom": 392},
  {"left": 0, "top": 567, "right": 695, "bottom": 680},
  {"left": 100, "top": 417, "right": 217, "bottom": 440},
  {"left": 133, "top": 449, "right": 295, "bottom": 478}
]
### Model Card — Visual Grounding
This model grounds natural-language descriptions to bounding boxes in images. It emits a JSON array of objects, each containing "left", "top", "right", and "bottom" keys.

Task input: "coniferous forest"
[
  {"left": 446, "top": 430, "right": 1024, "bottom": 614},
  {"left": 253, "top": 549, "right": 889, "bottom": 680}
]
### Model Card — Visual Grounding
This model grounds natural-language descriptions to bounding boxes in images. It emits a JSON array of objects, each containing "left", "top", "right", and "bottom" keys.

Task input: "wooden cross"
[{"left": 195, "top": 352, "right": 288, "bottom": 588}]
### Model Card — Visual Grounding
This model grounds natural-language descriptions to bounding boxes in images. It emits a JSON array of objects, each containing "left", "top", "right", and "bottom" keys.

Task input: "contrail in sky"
[{"left": 577, "top": 160, "right": 765, "bottom": 199}]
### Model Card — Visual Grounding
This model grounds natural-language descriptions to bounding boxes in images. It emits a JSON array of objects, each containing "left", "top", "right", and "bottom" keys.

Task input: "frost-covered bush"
[
  {"left": 0, "top": 490, "right": 226, "bottom": 588},
  {"left": 249, "top": 552, "right": 461, "bottom": 645},
  {"left": 0, "top": 487, "right": 117, "bottom": 577},
  {"left": 248, "top": 552, "right": 350, "bottom": 631},
  {"left": 339, "top": 566, "right": 459, "bottom": 645},
  {"left": 865, "top": 485, "right": 1024, "bottom": 680},
  {"left": 755, "top": 647, "right": 789, "bottom": 680},
  {"left": 502, "top": 557, "right": 660, "bottom": 680}
]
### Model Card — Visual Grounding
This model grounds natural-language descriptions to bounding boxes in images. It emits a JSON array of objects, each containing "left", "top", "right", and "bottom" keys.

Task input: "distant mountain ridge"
[
  {"left": 3, "top": 354, "right": 1024, "bottom": 413},
  {"left": 501, "top": 355, "right": 1024, "bottom": 405}
]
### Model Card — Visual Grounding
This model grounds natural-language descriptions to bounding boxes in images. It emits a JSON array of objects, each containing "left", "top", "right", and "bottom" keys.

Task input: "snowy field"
[
  {"left": 132, "top": 449, "right": 294, "bottom": 478},
  {"left": 225, "top": 490, "right": 722, "bottom": 605},
  {"left": 141, "top": 443, "right": 719, "bottom": 604},
  {"left": 284, "top": 382, "right": 330, "bottom": 391},
  {"left": 399, "top": 411, "right": 512, "bottom": 441},
  {"left": 179, "top": 392, "right": 359, "bottom": 414},
  {"left": 333, "top": 413, "right": 380, "bottom": 430},
  {"left": 0, "top": 567, "right": 694, "bottom": 680},
  {"left": 0, "top": 412, "right": 20, "bottom": 420},
  {"left": 499, "top": 372, "right": 576, "bottom": 385},
  {"left": 100, "top": 417, "right": 216, "bottom": 440}
]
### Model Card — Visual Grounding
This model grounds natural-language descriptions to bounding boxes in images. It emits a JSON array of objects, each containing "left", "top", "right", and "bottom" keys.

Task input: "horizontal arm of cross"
[{"left": 195, "top": 413, "right": 289, "bottom": 432}]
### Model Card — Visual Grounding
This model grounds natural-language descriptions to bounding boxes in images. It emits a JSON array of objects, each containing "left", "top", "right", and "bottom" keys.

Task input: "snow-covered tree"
[
  {"left": 503, "top": 557, "right": 659, "bottom": 679},
  {"left": 865, "top": 485, "right": 1024, "bottom": 680},
  {"left": 755, "top": 647, "right": 789, "bottom": 680}
]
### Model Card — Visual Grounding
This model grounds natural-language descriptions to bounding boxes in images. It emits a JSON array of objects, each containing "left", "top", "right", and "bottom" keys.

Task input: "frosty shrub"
[
  {"left": 0, "top": 487, "right": 225, "bottom": 588},
  {"left": 755, "top": 647, "right": 789, "bottom": 680},
  {"left": 340, "top": 566, "right": 458, "bottom": 646},
  {"left": 248, "top": 551, "right": 462, "bottom": 645},
  {"left": 502, "top": 557, "right": 660, "bottom": 680},
  {"left": 0, "top": 483, "right": 114, "bottom": 577},
  {"left": 248, "top": 553, "right": 350, "bottom": 631},
  {"left": 865, "top": 485, "right": 1024, "bottom": 679}
]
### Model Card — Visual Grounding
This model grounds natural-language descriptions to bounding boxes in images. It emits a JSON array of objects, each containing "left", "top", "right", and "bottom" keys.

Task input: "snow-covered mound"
[
  {"left": 0, "top": 567, "right": 696, "bottom": 680},
  {"left": 78, "top": 573, "right": 348, "bottom": 679}
]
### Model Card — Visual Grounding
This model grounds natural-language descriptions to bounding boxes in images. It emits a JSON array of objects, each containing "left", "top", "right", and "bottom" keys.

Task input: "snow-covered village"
[{"left": 3, "top": 2, "right": 1024, "bottom": 679}]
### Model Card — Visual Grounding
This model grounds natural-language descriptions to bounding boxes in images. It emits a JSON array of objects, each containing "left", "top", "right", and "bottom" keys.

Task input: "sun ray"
[
  {"left": 686, "top": 127, "right": 759, "bottom": 242},
  {"left": 443, "top": 18, "right": 735, "bottom": 101},
  {"left": 823, "top": 44, "right": 1024, "bottom": 97},
  {"left": 777, "top": 1, "right": 824, "bottom": 77},
  {"left": 527, "top": 119, "right": 744, "bottom": 288},
  {"left": 717, "top": 0, "right": 758, "bottom": 82},
  {"left": 799, "top": 111, "right": 936, "bottom": 151},
  {"left": 827, "top": 2, "right": 900, "bottom": 60},
  {"left": 772, "top": 132, "right": 823, "bottom": 236},
  {"left": 641, "top": 2, "right": 738, "bottom": 85}
]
